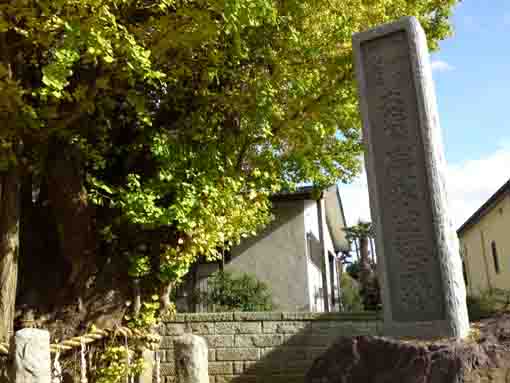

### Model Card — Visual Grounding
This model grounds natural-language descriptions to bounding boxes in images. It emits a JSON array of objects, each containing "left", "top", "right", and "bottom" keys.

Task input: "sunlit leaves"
[{"left": 41, "top": 47, "right": 81, "bottom": 98}]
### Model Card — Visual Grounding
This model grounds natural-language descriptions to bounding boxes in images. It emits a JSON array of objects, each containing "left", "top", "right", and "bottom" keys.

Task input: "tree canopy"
[{"left": 0, "top": 0, "right": 458, "bottom": 335}]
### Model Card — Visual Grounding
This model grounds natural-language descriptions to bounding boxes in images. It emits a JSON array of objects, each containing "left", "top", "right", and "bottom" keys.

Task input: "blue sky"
[
  {"left": 341, "top": 1, "right": 510, "bottom": 229},
  {"left": 435, "top": 0, "right": 510, "bottom": 164}
]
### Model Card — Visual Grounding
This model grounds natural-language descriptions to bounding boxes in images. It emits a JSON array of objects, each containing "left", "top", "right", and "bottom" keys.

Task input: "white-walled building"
[{"left": 177, "top": 185, "right": 350, "bottom": 312}]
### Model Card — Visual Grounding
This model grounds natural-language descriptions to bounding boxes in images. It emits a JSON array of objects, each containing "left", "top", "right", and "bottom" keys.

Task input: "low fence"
[
  {"left": 159, "top": 311, "right": 382, "bottom": 383},
  {"left": 0, "top": 326, "right": 160, "bottom": 383}
]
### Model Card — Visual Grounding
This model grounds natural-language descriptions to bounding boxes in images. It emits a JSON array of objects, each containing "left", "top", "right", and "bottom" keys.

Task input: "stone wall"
[
  {"left": 0, "top": 356, "right": 8, "bottom": 383},
  {"left": 159, "top": 312, "right": 381, "bottom": 383}
]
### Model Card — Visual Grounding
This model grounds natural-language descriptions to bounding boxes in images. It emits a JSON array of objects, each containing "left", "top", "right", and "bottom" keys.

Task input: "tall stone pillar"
[{"left": 352, "top": 16, "right": 470, "bottom": 339}]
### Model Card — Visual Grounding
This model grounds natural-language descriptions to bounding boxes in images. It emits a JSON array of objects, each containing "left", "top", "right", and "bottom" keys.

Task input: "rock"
[
  {"left": 174, "top": 334, "right": 208, "bottom": 383},
  {"left": 306, "top": 330, "right": 510, "bottom": 383},
  {"left": 13, "top": 328, "right": 51, "bottom": 383}
]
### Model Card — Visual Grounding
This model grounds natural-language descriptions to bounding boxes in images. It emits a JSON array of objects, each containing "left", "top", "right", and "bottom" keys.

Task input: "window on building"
[
  {"left": 461, "top": 246, "right": 469, "bottom": 285},
  {"left": 491, "top": 241, "right": 500, "bottom": 274},
  {"left": 329, "top": 253, "right": 336, "bottom": 307}
]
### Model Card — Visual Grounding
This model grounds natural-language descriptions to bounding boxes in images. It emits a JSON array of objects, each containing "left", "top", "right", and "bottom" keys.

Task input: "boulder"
[{"left": 307, "top": 315, "right": 510, "bottom": 383}]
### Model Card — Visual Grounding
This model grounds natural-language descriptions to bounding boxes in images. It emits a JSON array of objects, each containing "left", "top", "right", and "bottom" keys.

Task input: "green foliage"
[
  {"left": 343, "top": 221, "right": 375, "bottom": 242},
  {"left": 343, "top": 221, "right": 380, "bottom": 310},
  {"left": 125, "top": 295, "right": 161, "bottom": 329},
  {"left": 467, "top": 289, "right": 510, "bottom": 321},
  {"left": 93, "top": 294, "right": 162, "bottom": 383},
  {"left": 95, "top": 345, "right": 145, "bottom": 383},
  {"left": 346, "top": 260, "right": 361, "bottom": 280},
  {"left": 340, "top": 273, "right": 364, "bottom": 312},
  {"left": 345, "top": 260, "right": 381, "bottom": 311},
  {"left": 127, "top": 255, "right": 151, "bottom": 279},
  {"left": 202, "top": 271, "right": 274, "bottom": 312}
]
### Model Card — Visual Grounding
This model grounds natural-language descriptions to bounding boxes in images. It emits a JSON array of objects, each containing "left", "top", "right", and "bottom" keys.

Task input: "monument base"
[{"left": 383, "top": 319, "right": 470, "bottom": 339}]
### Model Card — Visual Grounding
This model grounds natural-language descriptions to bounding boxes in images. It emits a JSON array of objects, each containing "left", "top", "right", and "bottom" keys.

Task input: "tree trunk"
[
  {"left": 46, "top": 140, "right": 97, "bottom": 299},
  {"left": 358, "top": 236, "right": 372, "bottom": 294},
  {"left": 160, "top": 282, "right": 174, "bottom": 312},
  {"left": 369, "top": 237, "right": 376, "bottom": 264},
  {"left": 0, "top": 168, "right": 19, "bottom": 342},
  {"left": 354, "top": 238, "right": 360, "bottom": 259}
]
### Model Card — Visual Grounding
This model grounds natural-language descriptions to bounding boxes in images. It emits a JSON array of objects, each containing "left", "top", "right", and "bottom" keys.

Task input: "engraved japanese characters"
[{"left": 353, "top": 17, "right": 469, "bottom": 338}]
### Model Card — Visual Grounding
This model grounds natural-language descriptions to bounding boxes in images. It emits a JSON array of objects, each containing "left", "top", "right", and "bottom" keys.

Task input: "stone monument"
[
  {"left": 174, "top": 334, "right": 208, "bottom": 383},
  {"left": 352, "top": 16, "right": 470, "bottom": 338}
]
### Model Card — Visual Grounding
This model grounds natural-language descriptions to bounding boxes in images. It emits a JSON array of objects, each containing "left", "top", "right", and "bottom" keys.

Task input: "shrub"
[
  {"left": 467, "top": 288, "right": 510, "bottom": 321},
  {"left": 340, "top": 273, "right": 364, "bottom": 312},
  {"left": 344, "top": 260, "right": 381, "bottom": 311},
  {"left": 345, "top": 260, "right": 360, "bottom": 280},
  {"left": 202, "top": 271, "right": 274, "bottom": 312}
]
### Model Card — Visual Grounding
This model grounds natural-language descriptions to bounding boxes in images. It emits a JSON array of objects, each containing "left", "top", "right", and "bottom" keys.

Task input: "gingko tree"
[{"left": 0, "top": 0, "right": 457, "bottom": 339}]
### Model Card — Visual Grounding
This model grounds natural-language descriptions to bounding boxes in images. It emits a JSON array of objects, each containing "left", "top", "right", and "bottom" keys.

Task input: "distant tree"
[
  {"left": 344, "top": 222, "right": 373, "bottom": 287},
  {"left": 343, "top": 221, "right": 381, "bottom": 310},
  {"left": 340, "top": 273, "right": 364, "bottom": 312},
  {"left": 346, "top": 259, "right": 361, "bottom": 280}
]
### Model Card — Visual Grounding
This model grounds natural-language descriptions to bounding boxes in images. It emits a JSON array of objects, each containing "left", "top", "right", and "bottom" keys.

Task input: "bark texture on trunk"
[
  {"left": 359, "top": 236, "right": 371, "bottom": 290},
  {"left": 46, "top": 141, "right": 97, "bottom": 297},
  {"left": 160, "top": 282, "right": 173, "bottom": 312},
  {"left": 0, "top": 169, "right": 19, "bottom": 342}
]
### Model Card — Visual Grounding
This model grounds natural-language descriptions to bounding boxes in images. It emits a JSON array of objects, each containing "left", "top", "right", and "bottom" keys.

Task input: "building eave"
[
  {"left": 457, "top": 178, "right": 510, "bottom": 236},
  {"left": 324, "top": 185, "right": 350, "bottom": 253},
  {"left": 270, "top": 185, "right": 322, "bottom": 202}
]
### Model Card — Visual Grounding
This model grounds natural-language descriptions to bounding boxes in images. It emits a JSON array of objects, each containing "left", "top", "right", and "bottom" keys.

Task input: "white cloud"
[
  {"left": 340, "top": 144, "right": 510, "bottom": 230},
  {"left": 339, "top": 160, "right": 372, "bottom": 227},
  {"left": 446, "top": 145, "right": 510, "bottom": 228},
  {"left": 431, "top": 60, "right": 455, "bottom": 73}
]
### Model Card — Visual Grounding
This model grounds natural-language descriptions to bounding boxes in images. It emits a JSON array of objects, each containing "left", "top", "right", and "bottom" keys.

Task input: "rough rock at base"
[{"left": 306, "top": 315, "right": 510, "bottom": 383}]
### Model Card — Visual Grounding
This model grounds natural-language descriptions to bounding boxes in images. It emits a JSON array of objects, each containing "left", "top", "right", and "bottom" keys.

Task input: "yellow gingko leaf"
[
  {"left": 96, "top": 77, "right": 110, "bottom": 89},
  {"left": 0, "top": 18, "right": 8, "bottom": 33}
]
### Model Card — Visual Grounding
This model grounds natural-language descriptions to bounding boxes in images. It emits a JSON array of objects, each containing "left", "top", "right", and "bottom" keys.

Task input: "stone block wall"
[
  {"left": 159, "top": 312, "right": 381, "bottom": 383},
  {"left": 0, "top": 356, "right": 7, "bottom": 383}
]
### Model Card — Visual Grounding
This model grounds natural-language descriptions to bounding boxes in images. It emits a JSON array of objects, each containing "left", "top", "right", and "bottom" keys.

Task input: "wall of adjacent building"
[
  {"left": 179, "top": 193, "right": 342, "bottom": 313},
  {"left": 303, "top": 199, "right": 339, "bottom": 312},
  {"left": 159, "top": 311, "right": 381, "bottom": 383},
  {"left": 228, "top": 200, "right": 310, "bottom": 311},
  {"left": 459, "top": 193, "right": 510, "bottom": 295},
  {"left": 304, "top": 200, "right": 325, "bottom": 312}
]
